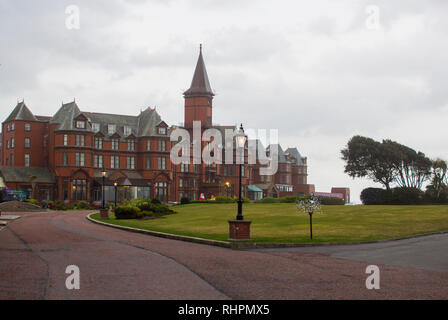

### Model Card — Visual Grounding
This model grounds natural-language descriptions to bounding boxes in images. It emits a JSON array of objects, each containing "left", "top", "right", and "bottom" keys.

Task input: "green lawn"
[{"left": 90, "top": 203, "right": 448, "bottom": 244}]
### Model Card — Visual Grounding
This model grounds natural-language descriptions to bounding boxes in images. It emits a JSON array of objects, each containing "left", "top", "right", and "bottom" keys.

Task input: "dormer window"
[
  {"left": 124, "top": 126, "right": 132, "bottom": 136},
  {"left": 76, "top": 121, "right": 86, "bottom": 129},
  {"left": 92, "top": 123, "right": 100, "bottom": 132},
  {"left": 108, "top": 124, "right": 116, "bottom": 135},
  {"left": 158, "top": 127, "right": 166, "bottom": 135}
]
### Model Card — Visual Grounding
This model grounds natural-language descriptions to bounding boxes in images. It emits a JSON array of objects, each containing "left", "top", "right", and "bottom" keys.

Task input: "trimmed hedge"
[
  {"left": 115, "top": 198, "right": 176, "bottom": 219},
  {"left": 115, "top": 206, "right": 141, "bottom": 219},
  {"left": 360, "top": 188, "right": 388, "bottom": 205},
  {"left": 360, "top": 187, "right": 445, "bottom": 205}
]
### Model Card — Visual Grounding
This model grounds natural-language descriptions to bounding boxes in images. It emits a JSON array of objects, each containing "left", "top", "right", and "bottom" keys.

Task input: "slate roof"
[
  {"left": 285, "top": 147, "right": 306, "bottom": 166},
  {"left": 49, "top": 102, "right": 165, "bottom": 138},
  {"left": 4, "top": 102, "right": 38, "bottom": 123},
  {"left": 267, "top": 144, "right": 288, "bottom": 164},
  {"left": 184, "top": 46, "right": 214, "bottom": 97},
  {"left": 0, "top": 167, "right": 55, "bottom": 184}
]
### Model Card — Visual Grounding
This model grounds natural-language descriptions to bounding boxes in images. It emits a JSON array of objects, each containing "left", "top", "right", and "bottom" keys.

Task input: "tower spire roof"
[{"left": 184, "top": 45, "right": 214, "bottom": 96}]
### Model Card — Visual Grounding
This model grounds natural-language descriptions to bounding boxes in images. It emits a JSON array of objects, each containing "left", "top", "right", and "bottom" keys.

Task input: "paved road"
[
  {"left": 257, "top": 234, "right": 448, "bottom": 273},
  {"left": 0, "top": 211, "right": 447, "bottom": 300}
]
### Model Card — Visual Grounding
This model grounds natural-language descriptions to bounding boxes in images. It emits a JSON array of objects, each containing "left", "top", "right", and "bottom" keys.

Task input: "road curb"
[{"left": 86, "top": 213, "right": 448, "bottom": 250}]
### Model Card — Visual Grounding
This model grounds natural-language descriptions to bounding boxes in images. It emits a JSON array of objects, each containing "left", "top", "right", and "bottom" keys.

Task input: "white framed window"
[
  {"left": 112, "top": 139, "right": 120, "bottom": 150},
  {"left": 92, "top": 123, "right": 100, "bottom": 132},
  {"left": 11, "top": 123, "right": 15, "bottom": 131},
  {"left": 63, "top": 152, "right": 68, "bottom": 166},
  {"left": 127, "top": 156, "right": 135, "bottom": 169},
  {"left": 147, "top": 139, "right": 151, "bottom": 151},
  {"left": 25, "top": 123, "right": 31, "bottom": 131},
  {"left": 24, "top": 154, "right": 30, "bottom": 167},
  {"left": 11, "top": 138, "right": 15, "bottom": 148},
  {"left": 76, "top": 135, "right": 85, "bottom": 147},
  {"left": 124, "top": 126, "right": 132, "bottom": 136},
  {"left": 127, "top": 140, "right": 135, "bottom": 151},
  {"left": 158, "top": 127, "right": 166, "bottom": 135},
  {"left": 110, "top": 156, "right": 120, "bottom": 169},
  {"left": 158, "top": 157, "right": 166, "bottom": 170},
  {"left": 108, "top": 124, "right": 116, "bottom": 135},
  {"left": 95, "top": 137, "right": 103, "bottom": 149},
  {"left": 63, "top": 134, "right": 68, "bottom": 146},
  {"left": 75, "top": 153, "right": 85, "bottom": 166},
  {"left": 146, "top": 157, "right": 151, "bottom": 169},
  {"left": 94, "top": 155, "right": 104, "bottom": 168},
  {"left": 158, "top": 140, "right": 166, "bottom": 151},
  {"left": 76, "top": 121, "right": 85, "bottom": 129},
  {"left": 24, "top": 138, "right": 30, "bottom": 149}
]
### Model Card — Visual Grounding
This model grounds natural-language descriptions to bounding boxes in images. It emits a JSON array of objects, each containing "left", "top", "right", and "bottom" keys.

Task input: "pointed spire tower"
[{"left": 184, "top": 45, "right": 214, "bottom": 128}]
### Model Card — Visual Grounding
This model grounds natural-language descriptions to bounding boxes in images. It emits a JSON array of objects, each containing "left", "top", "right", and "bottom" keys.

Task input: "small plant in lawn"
[{"left": 297, "top": 195, "right": 322, "bottom": 240}]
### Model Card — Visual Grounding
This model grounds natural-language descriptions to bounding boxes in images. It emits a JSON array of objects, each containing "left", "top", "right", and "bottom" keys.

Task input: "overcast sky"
[{"left": 1, "top": 0, "right": 447, "bottom": 202}]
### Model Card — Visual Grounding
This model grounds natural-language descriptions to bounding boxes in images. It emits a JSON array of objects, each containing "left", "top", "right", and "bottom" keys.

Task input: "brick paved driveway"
[{"left": 0, "top": 211, "right": 447, "bottom": 299}]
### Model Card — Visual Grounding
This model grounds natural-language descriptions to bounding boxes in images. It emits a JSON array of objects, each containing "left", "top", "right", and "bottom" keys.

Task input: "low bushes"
[
  {"left": 180, "top": 197, "right": 191, "bottom": 205},
  {"left": 360, "top": 187, "right": 446, "bottom": 205},
  {"left": 115, "top": 205, "right": 141, "bottom": 219},
  {"left": 114, "top": 198, "right": 176, "bottom": 219},
  {"left": 256, "top": 195, "right": 345, "bottom": 205},
  {"left": 316, "top": 196, "right": 345, "bottom": 205}
]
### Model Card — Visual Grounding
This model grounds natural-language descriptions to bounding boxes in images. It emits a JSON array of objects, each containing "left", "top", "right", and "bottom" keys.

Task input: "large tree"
[
  {"left": 341, "top": 136, "right": 395, "bottom": 190},
  {"left": 382, "top": 140, "right": 432, "bottom": 189},
  {"left": 342, "top": 136, "right": 432, "bottom": 190},
  {"left": 430, "top": 158, "right": 448, "bottom": 199}
]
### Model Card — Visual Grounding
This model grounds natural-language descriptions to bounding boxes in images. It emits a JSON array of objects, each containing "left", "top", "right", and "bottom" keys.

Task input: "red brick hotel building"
[{"left": 0, "top": 48, "right": 346, "bottom": 204}]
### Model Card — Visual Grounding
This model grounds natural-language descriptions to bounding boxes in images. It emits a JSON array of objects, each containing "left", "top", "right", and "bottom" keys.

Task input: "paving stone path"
[{"left": 0, "top": 211, "right": 447, "bottom": 299}]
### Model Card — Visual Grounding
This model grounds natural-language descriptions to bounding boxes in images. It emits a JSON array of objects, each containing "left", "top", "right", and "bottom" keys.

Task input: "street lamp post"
[
  {"left": 101, "top": 168, "right": 107, "bottom": 209},
  {"left": 228, "top": 124, "right": 251, "bottom": 241},
  {"left": 114, "top": 181, "right": 118, "bottom": 208},
  {"left": 235, "top": 124, "right": 247, "bottom": 221}
]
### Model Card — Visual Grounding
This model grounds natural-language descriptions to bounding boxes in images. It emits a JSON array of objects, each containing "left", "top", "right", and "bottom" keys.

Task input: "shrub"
[
  {"left": 180, "top": 197, "right": 191, "bottom": 205},
  {"left": 317, "top": 196, "right": 345, "bottom": 205},
  {"left": 75, "top": 201, "right": 92, "bottom": 210},
  {"left": 150, "top": 203, "right": 175, "bottom": 214},
  {"left": 151, "top": 198, "right": 162, "bottom": 204},
  {"left": 114, "top": 205, "right": 141, "bottom": 219},
  {"left": 390, "top": 187, "right": 425, "bottom": 205},
  {"left": 257, "top": 197, "right": 281, "bottom": 203},
  {"left": 215, "top": 196, "right": 236, "bottom": 203},
  {"left": 278, "top": 195, "right": 300, "bottom": 203},
  {"left": 360, "top": 188, "right": 389, "bottom": 205},
  {"left": 141, "top": 210, "right": 154, "bottom": 218}
]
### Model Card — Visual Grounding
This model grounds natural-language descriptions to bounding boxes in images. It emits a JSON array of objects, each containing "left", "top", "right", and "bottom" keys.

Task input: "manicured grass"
[{"left": 90, "top": 203, "right": 448, "bottom": 244}]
